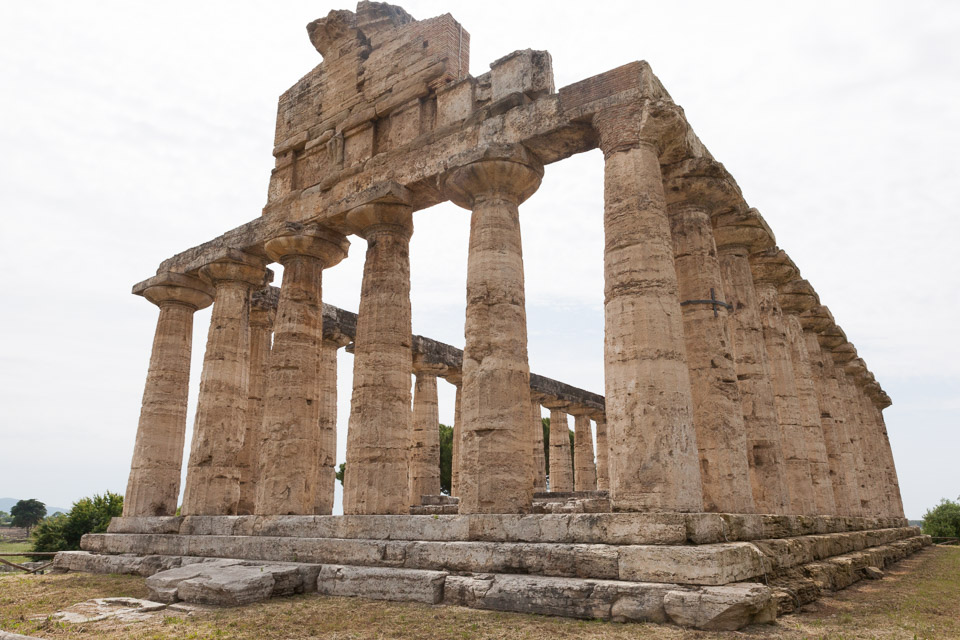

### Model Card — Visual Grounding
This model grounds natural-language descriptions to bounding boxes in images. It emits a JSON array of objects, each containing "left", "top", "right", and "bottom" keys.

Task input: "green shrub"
[
  {"left": 31, "top": 492, "right": 123, "bottom": 556},
  {"left": 921, "top": 498, "right": 960, "bottom": 539}
]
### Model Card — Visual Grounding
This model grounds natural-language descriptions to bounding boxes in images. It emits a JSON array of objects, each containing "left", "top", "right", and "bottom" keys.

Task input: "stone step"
[
  {"left": 106, "top": 513, "right": 910, "bottom": 546},
  {"left": 419, "top": 495, "right": 460, "bottom": 506},
  {"left": 79, "top": 527, "right": 923, "bottom": 586},
  {"left": 531, "top": 497, "right": 611, "bottom": 513},
  {"left": 533, "top": 490, "right": 610, "bottom": 501},
  {"left": 409, "top": 504, "right": 459, "bottom": 515}
]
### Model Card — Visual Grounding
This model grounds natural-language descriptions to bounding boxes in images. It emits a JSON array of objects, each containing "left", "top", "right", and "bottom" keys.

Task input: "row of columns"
[{"left": 124, "top": 99, "right": 902, "bottom": 519}]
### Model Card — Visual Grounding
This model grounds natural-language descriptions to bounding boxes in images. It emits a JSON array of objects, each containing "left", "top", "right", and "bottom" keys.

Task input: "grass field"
[
  {"left": 0, "top": 540, "right": 34, "bottom": 565},
  {"left": 0, "top": 546, "right": 957, "bottom": 639}
]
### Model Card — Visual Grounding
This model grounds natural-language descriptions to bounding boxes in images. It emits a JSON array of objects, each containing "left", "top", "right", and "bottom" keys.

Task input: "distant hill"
[{"left": 0, "top": 497, "right": 69, "bottom": 515}]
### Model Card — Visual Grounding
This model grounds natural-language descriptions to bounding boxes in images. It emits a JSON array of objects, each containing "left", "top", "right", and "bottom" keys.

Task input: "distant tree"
[
  {"left": 439, "top": 423, "right": 453, "bottom": 495},
  {"left": 32, "top": 492, "right": 123, "bottom": 555},
  {"left": 0, "top": 510, "right": 11, "bottom": 526},
  {"left": 11, "top": 499, "right": 46, "bottom": 535},
  {"left": 336, "top": 462, "right": 346, "bottom": 486},
  {"left": 921, "top": 498, "right": 960, "bottom": 539}
]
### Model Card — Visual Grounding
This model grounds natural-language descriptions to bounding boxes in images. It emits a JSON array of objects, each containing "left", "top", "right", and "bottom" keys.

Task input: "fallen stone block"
[
  {"left": 317, "top": 565, "right": 447, "bottom": 604},
  {"left": 663, "top": 583, "right": 776, "bottom": 631}
]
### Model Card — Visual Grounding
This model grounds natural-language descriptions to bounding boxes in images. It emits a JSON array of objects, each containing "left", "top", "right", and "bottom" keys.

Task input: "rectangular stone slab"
[{"left": 317, "top": 565, "right": 447, "bottom": 604}]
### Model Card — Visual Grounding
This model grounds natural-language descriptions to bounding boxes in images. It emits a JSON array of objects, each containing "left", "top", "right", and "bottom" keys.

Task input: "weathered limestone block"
[
  {"left": 801, "top": 319, "right": 861, "bottom": 516},
  {"left": 343, "top": 195, "right": 415, "bottom": 515},
  {"left": 751, "top": 248, "right": 816, "bottom": 515},
  {"left": 182, "top": 252, "right": 268, "bottom": 516},
  {"left": 489, "top": 49, "right": 554, "bottom": 102},
  {"left": 547, "top": 408, "right": 574, "bottom": 492},
  {"left": 530, "top": 395, "right": 547, "bottom": 492},
  {"left": 146, "top": 559, "right": 319, "bottom": 605},
  {"left": 663, "top": 583, "right": 776, "bottom": 631},
  {"left": 571, "top": 412, "right": 597, "bottom": 491},
  {"left": 444, "top": 574, "right": 675, "bottom": 623},
  {"left": 713, "top": 208, "right": 789, "bottom": 514},
  {"left": 409, "top": 362, "right": 443, "bottom": 505},
  {"left": 863, "top": 392, "right": 905, "bottom": 517},
  {"left": 836, "top": 359, "right": 885, "bottom": 517},
  {"left": 594, "top": 414, "right": 609, "bottom": 492},
  {"left": 618, "top": 543, "right": 764, "bottom": 585},
  {"left": 237, "top": 291, "right": 275, "bottom": 515},
  {"left": 256, "top": 225, "right": 349, "bottom": 516},
  {"left": 317, "top": 565, "right": 447, "bottom": 604},
  {"left": 124, "top": 273, "right": 214, "bottom": 517},
  {"left": 663, "top": 158, "right": 755, "bottom": 515},
  {"left": 442, "top": 145, "right": 542, "bottom": 514},
  {"left": 593, "top": 103, "right": 703, "bottom": 512}
]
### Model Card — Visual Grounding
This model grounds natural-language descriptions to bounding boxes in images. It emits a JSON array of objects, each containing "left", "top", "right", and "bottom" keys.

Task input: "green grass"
[{"left": 0, "top": 540, "right": 34, "bottom": 565}]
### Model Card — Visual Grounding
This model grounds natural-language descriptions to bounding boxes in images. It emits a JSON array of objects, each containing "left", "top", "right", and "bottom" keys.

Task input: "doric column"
[
  {"left": 409, "top": 358, "right": 443, "bottom": 505},
  {"left": 182, "top": 251, "right": 268, "bottom": 516},
  {"left": 800, "top": 308, "right": 862, "bottom": 516},
  {"left": 834, "top": 349, "right": 884, "bottom": 517},
  {"left": 254, "top": 225, "right": 349, "bottom": 516},
  {"left": 442, "top": 145, "right": 541, "bottom": 514},
  {"left": 592, "top": 103, "right": 703, "bottom": 512},
  {"left": 842, "top": 357, "right": 890, "bottom": 517},
  {"left": 530, "top": 393, "right": 547, "bottom": 492},
  {"left": 317, "top": 329, "right": 351, "bottom": 515},
  {"left": 448, "top": 373, "right": 463, "bottom": 497},
  {"left": 593, "top": 412, "right": 609, "bottom": 492},
  {"left": 343, "top": 192, "right": 415, "bottom": 515},
  {"left": 663, "top": 159, "right": 754, "bottom": 514},
  {"left": 571, "top": 409, "right": 598, "bottom": 492},
  {"left": 862, "top": 382, "right": 905, "bottom": 517},
  {"left": 778, "top": 279, "right": 837, "bottom": 515},
  {"left": 123, "top": 273, "right": 214, "bottom": 517},
  {"left": 546, "top": 406, "right": 574, "bottom": 493},
  {"left": 713, "top": 208, "right": 790, "bottom": 514},
  {"left": 237, "top": 288, "right": 277, "bottom": 515},
  {"left": 750, "top": 248, "right": 816, "bottom": 515}
]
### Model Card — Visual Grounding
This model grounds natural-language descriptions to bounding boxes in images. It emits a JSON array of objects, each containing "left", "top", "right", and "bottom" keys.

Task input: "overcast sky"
[{"left": 1, "top": 1, "right": 957, "bottom": 519}]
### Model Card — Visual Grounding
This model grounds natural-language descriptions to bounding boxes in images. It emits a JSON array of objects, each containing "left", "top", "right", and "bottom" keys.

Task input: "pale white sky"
[{"left": 1, "top": 1, "right": 957, "bottom": 519}]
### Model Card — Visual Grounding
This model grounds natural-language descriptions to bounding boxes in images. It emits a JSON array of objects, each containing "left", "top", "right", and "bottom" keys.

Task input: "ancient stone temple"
[{"left": 58, "top": 2, "right": 927, "bottom": 630}]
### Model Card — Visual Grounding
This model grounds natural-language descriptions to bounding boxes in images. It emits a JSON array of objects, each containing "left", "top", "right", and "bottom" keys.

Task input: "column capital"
[
  {"left": 778, "top": 278, "right": 820, "bottom": 315},
  {"left": 818, "top": 323, "right": 848, "bottom": 351},
  {"left": 264, "top": 223, "right": 350, "bottom": 267},
  {"left": 662, "top": 157, "right": 745, "bottom": 215},
  {"left": 345, "top": 184, "right": 414, "bottom": 240},
  {"left": 199, "top": 250, "right": 269, "bottom": 288},
  {"left": 592, "top": 100, "right": 686, "bottom": 159},
  {"left": 566, "top": 405, "right": 593, "bottom": 417},
  {"left": 412, "top": 354, "right": 448, "bottom": 377},
  {"left": 443, "top": 371, "right": 463, "bottom": 386},
  {"left": 322, "top": 331, "right": 353, "bottom": 349},
  {"left": 750, "top": 247, "right": 799, "bottom": 287},
  {"left": 832, "top": 342, "right": 859, "bottom": 366},
  {"left": 441, "top": 144, "right": 543, "bottom": 209},
  {"left": 141, "top": 272, "right": 215, "bottom": 310},
  {"left": 713, "top": 207, "right": 776, "bottom": 252},
  {"left": 799, "top": 303, "right": 835, "bottom": 333}
]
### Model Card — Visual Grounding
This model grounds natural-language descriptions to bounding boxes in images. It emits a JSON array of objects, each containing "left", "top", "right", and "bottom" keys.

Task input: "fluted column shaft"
[
  {"left": 409, "top": 368, "right": 442, "bottom": 505},
  {"left": 450, "top": 378, "right": 462, "bottom": 497},
  {"left": 343, "top": 203, "right": 414, "bottom": 515},
  {"left": 664, "top": 183, "right": 754, "bottom": 513},
  {"left": 548, "top": 409, "right": 574, "bottom": 492},
  {"left": 783, "top": 315, "right": 836, "bottom": 515},
  {"left": 755, "top": 281, "right": 816, "bottom": 515},
  {"left": 124, "top": 275, "right": 214, "bottom": 517},
  {"left": 316, "top": 334, "right": 348, "bottom": 515},
  {"left": 594, "top": 105, "right": 703, "bottom": 512},
  {"left": 803, "top": 330, "right": 861, "bottom": 515},
  {"left": 572, "top": 413, "right": 597, "bottom": 491},
  {"left": 255, "top": 228, "right": 348, "bottom": 516},
  {"left": 442, "top": 150, "right": 541, "bottom": 514},
  {"left": 594, "top": 416, "right": 609, "bottom": 492},
  {"left": 850, "top": 385, "right": 889, "bottom": 517},
  {"left": 182, "top": 256, "right": 266, "bottom": 515},
  {"left": 716, "top": 241, "right": 789, "bottom": 514},
  {"left": 833, "top": 367, "right": 881, "bottom": 517},
  {"left": 531, "top": 396, "right": 547, "bottom": 492},
  {"left": 864, "top": 399, "right": 905, "bottom": 517},
  {"left": 237, "top": 297, "right": 275, "bottom": 515}
]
